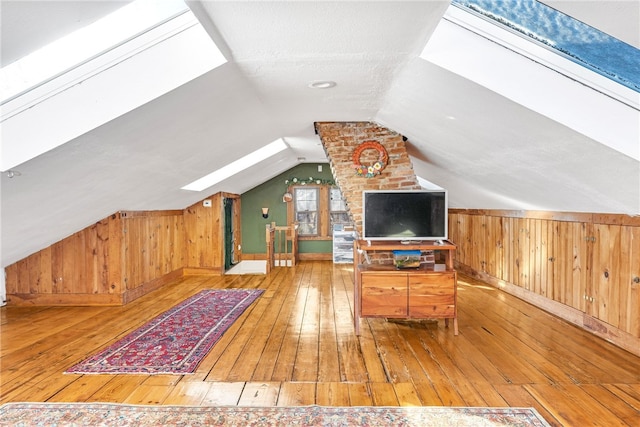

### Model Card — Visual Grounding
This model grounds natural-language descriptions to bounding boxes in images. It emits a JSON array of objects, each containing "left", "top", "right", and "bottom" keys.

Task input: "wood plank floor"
[{"left": 1, "top": 261, "right": 639, "bottom": 426}]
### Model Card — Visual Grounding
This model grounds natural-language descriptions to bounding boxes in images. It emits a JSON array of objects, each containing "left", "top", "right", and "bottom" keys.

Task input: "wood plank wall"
[
  {"left": 449, "top": 209, "right": 640, "bottom": 356},
  {"left": 4, "top": 192, "right": 241, "bottom": 306},
  {"left": 183, "top": 193, "right": 240, "bottom": 275},
  {"left": 5, "top": 211, "right": 186, "bottom": 306},
  {"left": 120, "top": 210, "right": 186, "bottom": 304},
  {"left": 5, "top": 214, "right": 124, "bottom": 306}
]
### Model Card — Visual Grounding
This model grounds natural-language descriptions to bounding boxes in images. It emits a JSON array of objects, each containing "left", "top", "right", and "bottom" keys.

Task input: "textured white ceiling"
[{"left": 1, "top": 0, "right": 639, "bottom": 268}]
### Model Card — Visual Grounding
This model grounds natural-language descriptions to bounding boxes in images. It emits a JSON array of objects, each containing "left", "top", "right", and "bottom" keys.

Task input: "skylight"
[
  {"left": 1, "top": 0, "right": 189, "bottom": 103},
  {"left": 1, "top": 0, "right": 227, "bottom": 172},
  {"left": 420, "top": 1, "right": 639, "bottom": 160},
  {"left": 451, "top": 0, "right": 640, "bottom": 93},
  {"left": 181, "top": 139, "right": 289, "bottom": 192}
]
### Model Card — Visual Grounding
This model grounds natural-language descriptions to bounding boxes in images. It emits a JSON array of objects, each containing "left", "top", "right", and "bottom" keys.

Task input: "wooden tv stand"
[{"left": 353, "top": 239, "right": 458, "bottom": 336}]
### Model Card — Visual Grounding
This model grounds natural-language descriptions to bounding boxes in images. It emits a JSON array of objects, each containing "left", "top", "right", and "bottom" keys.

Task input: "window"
[
  {"left": 329, "top": 187, "right": 350, "bottom": 229},
  {"left": 1, "top": 0, "right": 227, "bottom": 172},
  {"left": 420, "top": 0, "right": 639, "bottom": 158},
  {"left": 181, "top": 138, "right": 288, "bottom": 191},
  {"left": 449, "top": 0, "right": 640, "bottom": 94},
  {"left": 288, "top": 185, "right": 350, "bottom": 240},
  {"left": 294, "top": 187, "right": 319, "bottom": 236},
  {"left": 0, "top": 0, "right": 191, "bottom": 103}
]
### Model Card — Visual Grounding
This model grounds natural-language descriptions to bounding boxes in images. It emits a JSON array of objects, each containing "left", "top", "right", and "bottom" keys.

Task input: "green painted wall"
[{"left": 241, "top": 163, "right": 334, "bottom": 254}]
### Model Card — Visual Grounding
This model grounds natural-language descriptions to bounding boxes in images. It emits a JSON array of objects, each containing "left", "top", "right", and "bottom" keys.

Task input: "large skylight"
[
  {"left": 451, "top": 0, "right": 640, "bottom": 93},
  {"left": 1, "top": 0, "right": 227, "bottom": 172},
  {"left": 1, "top": 0, "right": 188, "bottom": 103},
  {"left": 420, "top": 1, "right": 639, "bottom": 160}
]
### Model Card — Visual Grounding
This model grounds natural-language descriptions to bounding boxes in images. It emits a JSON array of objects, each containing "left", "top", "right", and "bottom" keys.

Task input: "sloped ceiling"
[{"left": 1, "top": 0, "right": 639, "bottom": 268}]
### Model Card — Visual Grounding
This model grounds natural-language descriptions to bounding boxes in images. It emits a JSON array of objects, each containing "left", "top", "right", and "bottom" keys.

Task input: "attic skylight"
[
  {"left": 1, "top": 0, "right": 189, "bottom": 103},
  {"left": 420, "top": 0, "right": 639, "bottom": 160},
  {"left": 181, "top": 139, "right": 289, "bottom": 192},
  {"left": 1, "top": 0, "right": 227, "bottom": 172},
  {"left": 450, "top": 0, "right": 640, "bottom": 94}
]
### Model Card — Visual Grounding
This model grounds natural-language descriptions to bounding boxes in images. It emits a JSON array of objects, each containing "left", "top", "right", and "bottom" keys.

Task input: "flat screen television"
[{"left": 362, "top": 190, "right": 448, "bottom": 242}]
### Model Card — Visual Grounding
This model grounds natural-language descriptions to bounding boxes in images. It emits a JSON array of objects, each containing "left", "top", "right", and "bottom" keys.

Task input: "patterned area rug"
[
  {"left": 0, "top": 403, "right": 551, "bottom": 426},
  {"left": 65, "top": 289, "right": 264, "bottom": 375}
]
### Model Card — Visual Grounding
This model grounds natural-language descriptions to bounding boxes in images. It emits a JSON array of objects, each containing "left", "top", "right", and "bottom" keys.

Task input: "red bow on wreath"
[{"left": 352, "top": 141, "right": 389, "bottom": 178}]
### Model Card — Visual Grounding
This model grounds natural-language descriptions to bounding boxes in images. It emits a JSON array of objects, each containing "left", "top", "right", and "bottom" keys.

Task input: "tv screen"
[{"left": 362, "top": 190, "right": 447, "bottom": 241}]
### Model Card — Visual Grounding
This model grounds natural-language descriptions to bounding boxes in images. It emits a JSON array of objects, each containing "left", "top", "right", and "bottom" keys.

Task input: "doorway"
[{"left": 223, "top": 197, "right": 235, "bottom": 271}]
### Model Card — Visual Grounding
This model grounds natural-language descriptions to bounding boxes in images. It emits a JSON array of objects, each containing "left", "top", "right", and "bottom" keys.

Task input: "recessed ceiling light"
[{"left": 308, "top": 80, "right": 337, "bottom": 89}]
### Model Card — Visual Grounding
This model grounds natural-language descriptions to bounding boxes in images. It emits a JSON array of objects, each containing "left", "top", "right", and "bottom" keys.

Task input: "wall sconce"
[{"left": 261, "top": 207, "right": 269, "bottom": 218}]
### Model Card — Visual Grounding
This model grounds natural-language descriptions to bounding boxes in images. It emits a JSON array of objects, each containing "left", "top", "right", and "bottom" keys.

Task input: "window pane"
[
  {"left": 296, "top": 212, "right": 317, "bottom": 235},
  {"left": 329, "top": 187, "right": 350, "bottom": 228},
  {"left": 295, "top": 188, "right": 318, "bottom": 210},
  {"left": 330, "top": 212, "right": 350, "bottom": 224},
  {"left": 330, "top": 187, "right": 347, "bottom": 211}
]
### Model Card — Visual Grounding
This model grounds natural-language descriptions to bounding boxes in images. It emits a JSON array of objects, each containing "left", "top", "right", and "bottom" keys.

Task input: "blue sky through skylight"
[{"left": 452, "top": 0, "right": 640, "bottom": 93}]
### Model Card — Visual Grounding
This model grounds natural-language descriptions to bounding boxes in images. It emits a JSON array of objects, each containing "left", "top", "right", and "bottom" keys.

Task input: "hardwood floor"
[{"left": 1, "top": 261, "right": 639, "bottom": 426}]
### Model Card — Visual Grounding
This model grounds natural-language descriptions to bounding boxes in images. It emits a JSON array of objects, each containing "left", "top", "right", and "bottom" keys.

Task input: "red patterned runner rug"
[
  {"left": 0, "top": 403, "right": 552, "bottom": 426},
  {"left": 65, "top": 289, "right": 264, "bottom": 375}
]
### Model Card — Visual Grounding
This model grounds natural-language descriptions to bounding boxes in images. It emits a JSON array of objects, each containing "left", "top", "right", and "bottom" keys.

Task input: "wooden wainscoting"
[
  {"left": 5, "top": 210, "right": 186, "bottom": 306},
  {"left": 449, "top": 209, "right": 640, "bottom": 356},
  {"left": 5, "top": 192, "right": 242, "bottom": 307},
  {"left": 183, "top": 193, "right": 240, "bottom": 274}
]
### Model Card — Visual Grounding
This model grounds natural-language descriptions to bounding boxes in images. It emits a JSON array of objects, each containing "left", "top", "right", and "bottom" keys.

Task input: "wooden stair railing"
[{"left": 265, "top": 222, "right": 298, "bottom": 273}]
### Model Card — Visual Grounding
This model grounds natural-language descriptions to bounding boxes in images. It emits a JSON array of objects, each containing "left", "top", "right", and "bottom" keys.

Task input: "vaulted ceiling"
[{"left": 1, "top": 1, "right": 639, "bottom": 268}]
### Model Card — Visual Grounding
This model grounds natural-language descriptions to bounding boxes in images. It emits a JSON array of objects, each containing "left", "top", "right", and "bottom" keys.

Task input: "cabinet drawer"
[
  {"left": 409, "top": 272, "right": 456, "bottom": 318},
  {"left": 361, "top": 274, "right": 407, "bottom": 317},
  {"left": 410, "top": 302, "right": 455, "bottom": 318},
  {"left": 409, "top": 272, "right": 455, "bottom": 295}
]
